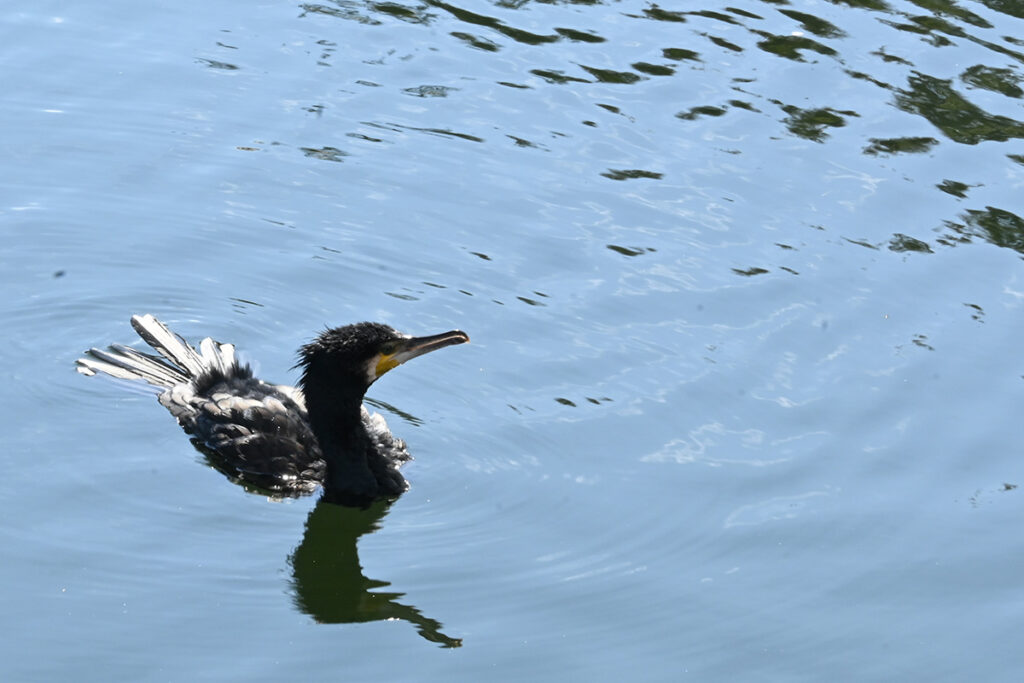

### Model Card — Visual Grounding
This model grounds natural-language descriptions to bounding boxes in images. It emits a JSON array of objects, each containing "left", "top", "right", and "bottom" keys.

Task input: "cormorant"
[{"left": 76, "top": 315, "right": 469, "bottom": 505}]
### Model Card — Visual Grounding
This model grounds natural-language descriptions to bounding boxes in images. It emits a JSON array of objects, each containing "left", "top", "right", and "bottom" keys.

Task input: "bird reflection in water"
[{"left": 289, "top": 499, "right": 462, "bottom": 648}]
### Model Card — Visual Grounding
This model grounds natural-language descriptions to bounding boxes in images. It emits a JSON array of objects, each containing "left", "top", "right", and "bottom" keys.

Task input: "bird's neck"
[{"left": 303, "top": 379, "right": 380, "bottom": 504}]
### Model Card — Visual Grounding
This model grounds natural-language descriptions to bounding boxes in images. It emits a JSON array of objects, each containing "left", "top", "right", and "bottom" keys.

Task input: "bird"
[{"left": 76, "top": 314, "right": 469, "bottom": 506}]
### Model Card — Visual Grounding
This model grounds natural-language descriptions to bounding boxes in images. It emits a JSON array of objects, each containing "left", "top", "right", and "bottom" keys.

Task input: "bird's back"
[{"left": 170, "top": 369, "right": 327, "bottom": 493}]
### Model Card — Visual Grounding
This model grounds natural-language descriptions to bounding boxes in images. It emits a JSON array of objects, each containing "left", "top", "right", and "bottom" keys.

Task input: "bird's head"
[{"left": 298, "top": 322, "right": 469, "bottom": 397}]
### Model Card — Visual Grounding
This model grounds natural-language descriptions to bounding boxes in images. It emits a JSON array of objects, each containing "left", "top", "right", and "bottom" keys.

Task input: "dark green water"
[{"left": 4, "top": 0, "right": 1024, "bottom": 680}]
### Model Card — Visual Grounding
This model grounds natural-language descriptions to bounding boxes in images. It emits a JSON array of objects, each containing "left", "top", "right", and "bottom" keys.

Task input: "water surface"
[{"left": 4, "top": 0, "right": 1024, "bottom": 680}]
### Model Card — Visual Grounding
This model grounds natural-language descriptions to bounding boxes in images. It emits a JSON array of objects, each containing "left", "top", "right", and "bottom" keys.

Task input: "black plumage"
[{"left": 77, "top": 315, "right": 469, "bottom": 506}]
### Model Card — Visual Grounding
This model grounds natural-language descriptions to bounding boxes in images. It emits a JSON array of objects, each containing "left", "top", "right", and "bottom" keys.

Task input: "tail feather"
[
  {"left": 130, "top": 314, "right": 207, "bottom": 378},
  {"left": 76, "top": 345, "right": 185, "bottom": 387},
  {"left": 199, "top": 337, "right": 237, "bottom": 377},
  {"left": 77, "top": 315, "right": 239, "bottom": 390}
]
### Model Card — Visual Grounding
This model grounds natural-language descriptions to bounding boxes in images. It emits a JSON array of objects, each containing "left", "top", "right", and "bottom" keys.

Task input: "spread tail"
[{"left": 76, "top": 314, "right": 238, "bottom": 389}]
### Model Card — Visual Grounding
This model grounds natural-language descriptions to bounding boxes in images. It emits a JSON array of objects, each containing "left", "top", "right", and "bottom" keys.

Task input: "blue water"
[{"left": 4, "top": 0, "right": 1024, "bottom": 680}]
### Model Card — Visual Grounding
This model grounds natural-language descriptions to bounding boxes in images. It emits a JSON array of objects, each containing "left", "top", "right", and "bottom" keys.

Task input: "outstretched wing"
[{"left": 78, "top": 315, "right": 329, "bottom": 496}]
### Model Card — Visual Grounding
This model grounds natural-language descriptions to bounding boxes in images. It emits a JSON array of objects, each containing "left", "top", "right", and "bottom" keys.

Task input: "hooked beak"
[{"left": 374, "top": 330, "right": 470, "bottom": 379}]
